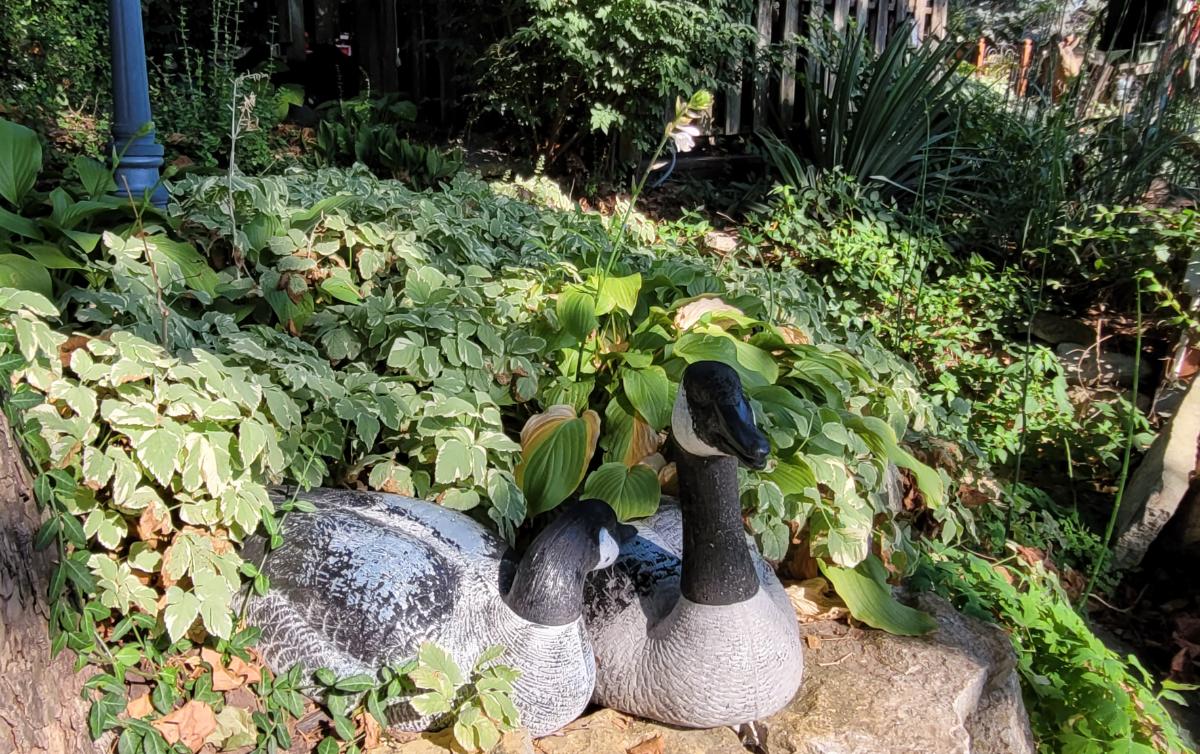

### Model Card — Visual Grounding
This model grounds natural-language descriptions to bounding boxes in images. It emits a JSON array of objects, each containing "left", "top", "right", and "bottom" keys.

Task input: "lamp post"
[{"left": 109, "top": 0, "right": 168, "bottom": 207}]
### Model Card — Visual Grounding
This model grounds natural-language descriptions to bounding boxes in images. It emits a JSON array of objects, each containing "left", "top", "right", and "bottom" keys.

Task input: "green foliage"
[
  {"left": 148, "top": 0, "right": 288, "bottom": 172},
  {"left": 766, "top": 21, "right": 969, "bottom": 199},
  {"left": 312, "top": 95, "right": 464, "bottom": 190},
  {"left": 819, "top": 555, "right": 937, "bottom": 636},
  {"left": 0, "top": 118, "right": 994, "bottom": 749},
  {"left": 0, "top": 0, "right": 109, "bottom": 122},
  {"left": 752, "top": 172, "right": 1150, "bottom": 473},
  {"left": 476, "top": 0, "right": 755, "bottom": 166},
  {"left": 917, "top": 545, "right": 1196, "bottom": 754}
]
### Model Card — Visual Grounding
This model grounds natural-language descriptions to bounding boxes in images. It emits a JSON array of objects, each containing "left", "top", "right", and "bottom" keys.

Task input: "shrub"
[
  {"left": 476, "top": 0, "right": 755, "bottom": 168},
  {"left": 763, "top": 21, "right": 970, "bottom": 202},
  {"left": 917, "top": 544, "right": 1195, "bottom": 754}
]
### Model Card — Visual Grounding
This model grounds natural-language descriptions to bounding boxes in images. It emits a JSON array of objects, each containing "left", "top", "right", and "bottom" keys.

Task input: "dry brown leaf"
[
  {"left": 784, "top": 578, "right": 848, "bottom": 622},
  {"left": 658, "top": 462, "right": 678, "bottom": 497},
  {"left": 227, "top": 654, "right": 261, "bottom": 686},
  {"left": 805, "top": 634, "right": 824, "bottom": 650},
  {"left": 627, "top": 735, "right": 664, "bottom": 754},
  {"left": 125, "top": 694, "right": 154, "bottom": 719},
  {"left": 778, "top": 325, "right": 810, "bottom": 345},
  {"left": 623, "top": 415, "right": 661, "bottom": 467},
  {"left": 359, "top": 708, "right": 382, "bottom": 750},
  {"left": 58, "top": 334, "right": 92, "bottom": 368},
  {"left": 152, "top": 700, "right": 218, "bottom": 753},
  {"left": 137, "top": 503, "right": 173, "bottom": 546},
  {"left": 201, "top": 648, "right": 245, "bottom": 692}
]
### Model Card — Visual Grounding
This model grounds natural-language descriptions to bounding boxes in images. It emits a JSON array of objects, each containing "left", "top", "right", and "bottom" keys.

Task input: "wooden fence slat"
[
  {"left": 930, "top": 0, "right": 948, "bottom": 39},
  {"left": 833, "top": 0, "right": 849, "bottom": 30},
  {"left": 874, "top": 0, "right": 891, "bottom": 52},
  {"left": 856, "top": 0, "right": 869, "bottom": 29},
  {"left": 780, "top": 0, "right": 801, "bottom": 128},
  {"left": 753, "top": 0, "right": 774, "bottom": 131}
]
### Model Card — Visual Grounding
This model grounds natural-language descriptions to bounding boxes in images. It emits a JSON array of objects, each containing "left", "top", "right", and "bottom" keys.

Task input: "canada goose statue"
[
  {"left": 584, "top": 360, "right": 804, "bottom": 728},
  {"left": 244, "top": 491, "right": 622, "bottom": 736}
]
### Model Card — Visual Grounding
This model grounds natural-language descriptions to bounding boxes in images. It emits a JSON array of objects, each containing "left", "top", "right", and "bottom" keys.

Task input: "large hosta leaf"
[
  {"left": 0, "top": 253, "right": 52, "bottom": 298},
  {"left": 0, "top": 118, "right": 42, "bottom": 207},
  {"left": 515, "top": 406, "right": 599, "bottom": 516},
  {"left": 819, "top": 555, "right": 936, "bottom": 636},
  {"left": 621, "top": 366, "right": 672, "bottom": 431},
  {"left": 583, "top": 462, "right": 660, "bottom": 521}
]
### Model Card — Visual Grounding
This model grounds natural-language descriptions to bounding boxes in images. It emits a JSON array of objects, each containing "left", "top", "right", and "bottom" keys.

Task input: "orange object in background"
[{"left": 1017, "top": 38, "right": 1034, "bottom": 96}]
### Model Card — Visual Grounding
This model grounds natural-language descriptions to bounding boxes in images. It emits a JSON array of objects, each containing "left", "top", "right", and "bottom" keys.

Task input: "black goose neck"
[
  {"left": 502, "top": 529, "right": 590, "bottom": 626},
  {"left": 676, "top": 447, "right": 759, "bottom": 605}
]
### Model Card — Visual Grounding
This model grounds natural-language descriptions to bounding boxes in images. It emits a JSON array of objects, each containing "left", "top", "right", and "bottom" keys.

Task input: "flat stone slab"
[{"left": 379, "top": 595, "right": 1033, "bottom": 754}]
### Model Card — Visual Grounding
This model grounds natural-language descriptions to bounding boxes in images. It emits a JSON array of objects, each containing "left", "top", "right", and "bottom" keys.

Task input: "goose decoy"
[
  {"left": 244, "top": 491, "right": 622, "bottom": 736},
  {"left": 583, "top": 360, "right": 804, "bottom": 728}
]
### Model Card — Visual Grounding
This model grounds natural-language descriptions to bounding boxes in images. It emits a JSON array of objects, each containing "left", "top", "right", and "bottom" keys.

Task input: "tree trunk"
[{"left": 0, "top": 414, "right": 100, "bottom": 754}]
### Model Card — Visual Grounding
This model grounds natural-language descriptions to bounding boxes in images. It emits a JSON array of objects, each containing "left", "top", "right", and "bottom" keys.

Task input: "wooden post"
[
  {"left": 313, "top": 0, "right": 338, "bottom": 45},
  {"left": 753, "top": 0, "right": 774, "bottom": 131},
  {"left": 833, "top": 0, "right": 849, "bottom": 32},
  {"left": 356, "top": 0, "right": 399, "bottom": 93},
  {"left": 912, "top": 0, "right": 928, "bottom": 42},
  {"left": 1017, "top": 38, "right": 1034, "bottom": 97},
  {"left": 780, "top": 0, "right": 800, "bottom": 128},
  {"left": 874, "top": 0, "right": 891, "bottom": 53},
  {"left": 855, "top": 0, "right": 868, "bottom": 30},
  {"left": 277, "top": 0, "right": 306, "bottom": 64},
  {"left": 930, "top": 0, "right": 947, "bottom": 39}
]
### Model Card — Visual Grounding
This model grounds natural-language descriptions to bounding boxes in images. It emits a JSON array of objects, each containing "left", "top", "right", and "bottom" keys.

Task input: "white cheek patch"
[
  {"left": 671, "top": 391, "right": 724, "bottom": 458},
  {"left": 595, "top": 528, "right": 621, "bottom": 569}
]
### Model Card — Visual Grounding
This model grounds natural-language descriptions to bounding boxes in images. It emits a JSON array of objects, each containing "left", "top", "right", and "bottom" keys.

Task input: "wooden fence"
[
  {"left": 719, "top": 0, "right": 948, "bottom": 135},
  {"left": 275, "top": 0, "right": 946, "bottom": 132}
]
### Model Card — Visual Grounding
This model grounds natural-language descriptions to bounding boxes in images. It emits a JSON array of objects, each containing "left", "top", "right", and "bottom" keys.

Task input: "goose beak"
[{"left": 714, "top": 395, "right": 771, "bottom": 470}]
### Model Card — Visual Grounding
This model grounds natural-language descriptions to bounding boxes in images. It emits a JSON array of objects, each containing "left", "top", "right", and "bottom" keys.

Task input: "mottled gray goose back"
[{"left": 245, "top": 489, "right": 595, "bottom": 736}]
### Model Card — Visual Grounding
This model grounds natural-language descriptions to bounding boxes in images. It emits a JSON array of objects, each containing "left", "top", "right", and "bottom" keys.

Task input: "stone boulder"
[
  {"left": 761, "top": 594, "right": 1034, "bottom": 754},
  {"left": 379, "top": 596, "right": 1034, "bottom": 754},
  {"left": 1114, "top": 374, "right": 1200, "bottom": 568}
]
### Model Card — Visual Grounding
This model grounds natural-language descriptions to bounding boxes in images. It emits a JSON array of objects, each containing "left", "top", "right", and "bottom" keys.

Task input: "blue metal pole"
[{"left": 109, "top": 0, "right": 168, "bottom": 207}]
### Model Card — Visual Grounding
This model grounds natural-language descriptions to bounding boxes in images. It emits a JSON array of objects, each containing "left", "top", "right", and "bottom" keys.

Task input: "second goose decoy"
[
  {"left": 245, "top": 491, "right": 621, "bottom": 736},
  {"left": 584, "top": 360, "right": 804, "bottom": 728}
]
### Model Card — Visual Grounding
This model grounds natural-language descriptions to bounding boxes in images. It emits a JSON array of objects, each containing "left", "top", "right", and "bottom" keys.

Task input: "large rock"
[
  {"left": 759, "top": 594, "right": 1034, "bottom": 754},
  {"left": 379, "top": 596, "right": 1033, "bottom": 754},
  {"left": 1114, "top": 374, "right": 1200, "bottom": 567}
]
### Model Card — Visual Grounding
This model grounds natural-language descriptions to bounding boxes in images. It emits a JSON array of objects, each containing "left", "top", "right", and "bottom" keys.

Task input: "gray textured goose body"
[
  {"left": 245, "top": 490, "right": 620, "bottom": 736},
  {"left": 584, "top": 362, "right": 804, "bottom": 728}
]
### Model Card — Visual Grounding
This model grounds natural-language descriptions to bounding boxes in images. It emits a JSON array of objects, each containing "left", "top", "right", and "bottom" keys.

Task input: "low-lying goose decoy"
[
  {"left": 244, "top": 491, "right": 621, "bottom": 736},
  {"left": 584, "top": 360, "right": 804, "bottom": 728}
]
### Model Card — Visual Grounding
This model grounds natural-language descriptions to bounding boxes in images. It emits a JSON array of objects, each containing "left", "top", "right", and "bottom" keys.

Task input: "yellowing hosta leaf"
[
  {"left": 673, "top": 296, "right": 745, "bottom": 331},
  {"left": 516, "top": 405, "right": 599, "bottom": 517}
]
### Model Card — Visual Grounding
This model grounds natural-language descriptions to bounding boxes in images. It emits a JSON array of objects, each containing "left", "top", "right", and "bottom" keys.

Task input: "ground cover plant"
[
  {"left": 3, "top": 0, "right": 1200, "bottom": 750},
  {"left": 0, "top": 111, "right": 966, "bottom": 751}
]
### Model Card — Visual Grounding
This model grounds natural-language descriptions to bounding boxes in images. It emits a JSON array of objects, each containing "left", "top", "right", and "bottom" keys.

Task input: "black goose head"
[
  {"left": 672, "top": 361, "right": 770, "bottom": 469},
  {"left": 504, "top": 499, "right": 622, "bottom": 625}
]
